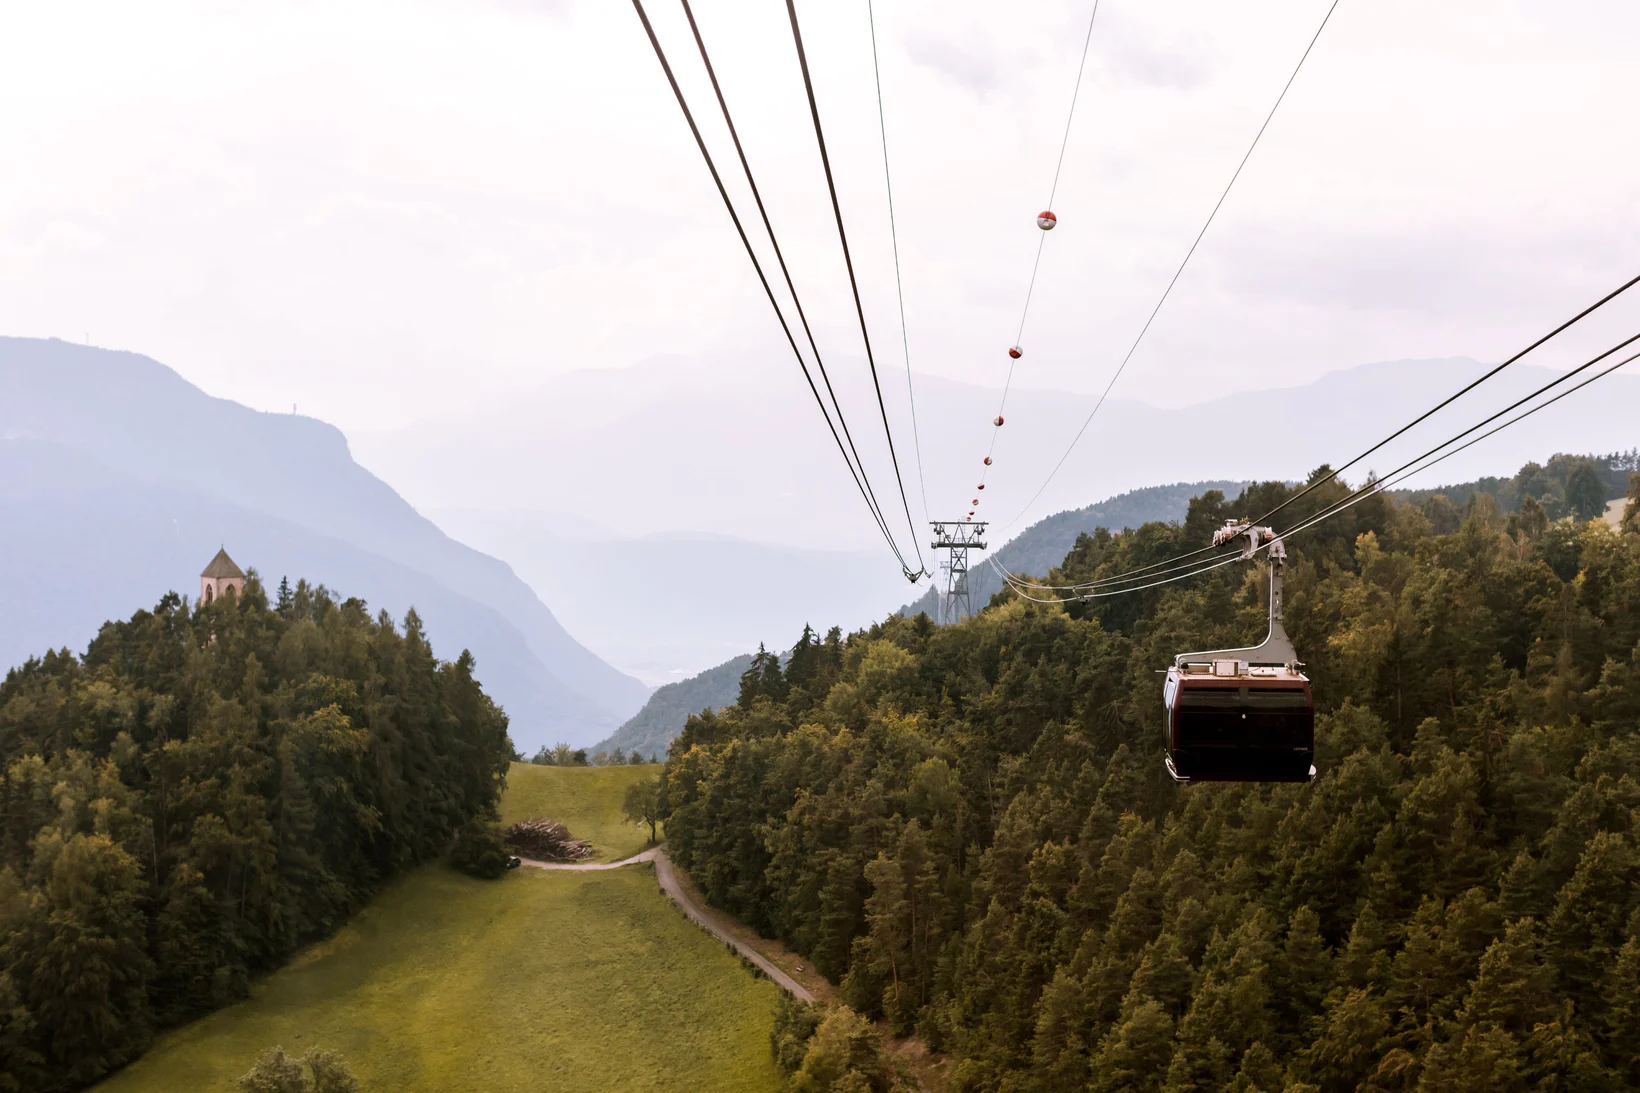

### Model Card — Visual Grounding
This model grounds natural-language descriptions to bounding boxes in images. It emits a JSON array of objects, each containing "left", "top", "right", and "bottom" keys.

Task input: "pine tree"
[
  {"left": 1271, "top": 906, "right": 1331, "bottom": 1051},
  {"left": 1457, "top": 919, "right": 1556, "bottom": 1035},
  {"left": 1029, "top": 967, "right": 1090, "bottom": 1091},
  {"left": 1417, "top": 1023, "right": 1526, "bottom": 1093},
  {"left": 1621, "top": 473, "right": 1640, "bottom": 535},
  {"left": 1300, "top": 988, "right": 1390, "bottom": 1093},
  {"left": 738, "top": 644, "right": 784, "bottom": 708},
  {"left": 16, "top": 834, "right": 153, "bottom": 1085},
  {"left": 1565, "top": 463, "right": 1607, "bottom": 523},
  {"left": 1545, "top": 832, "right": 1637, "bottom": 1007},
  {"left": 0, "top": 970, "right": 42, "bottom": 1093},
  {"left": 1600, "top": 937, "right": 1640, "bottom": 1084},
  {"left": 787, "top": 624, "right": 822, "bottom": 691},
  {"left": 1089, "top": 996, "right": 1174, "bottom": 1093}
]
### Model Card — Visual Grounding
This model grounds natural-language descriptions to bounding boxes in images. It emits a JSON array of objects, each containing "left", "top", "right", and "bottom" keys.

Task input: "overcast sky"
[{"left": 5, "top": 0, "right": 1637, "bottom": 442}]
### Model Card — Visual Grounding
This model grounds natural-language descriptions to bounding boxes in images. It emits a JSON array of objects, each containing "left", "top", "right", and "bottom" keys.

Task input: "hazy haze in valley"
[{"left": 356, "top": 354, "right": 1640, "bottom": 680}]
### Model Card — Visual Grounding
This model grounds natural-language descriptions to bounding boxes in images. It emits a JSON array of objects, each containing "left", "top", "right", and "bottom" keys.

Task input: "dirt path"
[
  {"left": 517, "top": 848, "right": 659, "bottom": 871},
  {"left": 518, "top": 847, "right": 814, "bottom": 1003}
]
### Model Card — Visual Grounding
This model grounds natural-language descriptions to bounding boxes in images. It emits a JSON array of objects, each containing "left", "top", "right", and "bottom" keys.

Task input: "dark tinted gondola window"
[{"left": 1175, "top": 686, "right": 1311, "bottom": 747}]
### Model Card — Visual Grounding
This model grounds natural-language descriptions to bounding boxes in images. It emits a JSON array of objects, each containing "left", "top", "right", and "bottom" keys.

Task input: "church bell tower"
[{"left": 200, "top": 548, "right": 246, "bottom": 604}]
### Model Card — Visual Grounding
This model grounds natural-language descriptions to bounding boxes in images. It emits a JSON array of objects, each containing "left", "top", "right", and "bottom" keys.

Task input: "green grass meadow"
[
  {"left": 94, "top": 767, "right": 778, "bottom": 1093},
  {"left": 500, "top": 761, "right": 661, "bottom": 859}
]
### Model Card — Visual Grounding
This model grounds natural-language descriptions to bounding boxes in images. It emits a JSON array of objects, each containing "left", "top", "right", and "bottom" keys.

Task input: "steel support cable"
[
  {"left": 1245, "top": 271, "right": 1640, "bottom": 531},
  {"left": 1016, "top": 328, "right": 1640, "bottom": 593},
  {"left": 989, "top": 550, "right": 1239, "bottom": 602},
  {"left": 995, "top": 477, "right": 1384, "bottom": 603},
  {"left": 1001, "top": 269, "right": 1640, "bottom": 589},
  {"left": 676, "top": 0, "right": 912, "bottom": 573},
  {"left": 994, "top": 412, "right": 1562, "bottom": 602},
  {"left": 786, "top": 0, "right": 927, "bottom": 579},
  {"left": 1002, "top": 0, "right": 1343, "bottom": 530},
  {"left": 866, "top": 0, "right": 931, "bottom": 528},
  {"left": 631, "top": 0, "right": 917, "bottom": 573},
  {"left": 1000, "top": 334, "right": 1640, "bottom": 600},
  {"left": 982, "top": 0, "right": 1102, "bottom": 489}
]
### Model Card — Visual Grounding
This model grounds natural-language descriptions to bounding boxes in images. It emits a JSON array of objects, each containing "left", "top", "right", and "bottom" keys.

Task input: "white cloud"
[{"left": 1, "top": 0, "right": 1635, "bottom": 461}]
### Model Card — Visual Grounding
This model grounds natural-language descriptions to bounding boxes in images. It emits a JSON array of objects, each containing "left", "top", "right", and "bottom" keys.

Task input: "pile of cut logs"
[{"left": 503, "top": 818, "right": 594, "bottom": 862}]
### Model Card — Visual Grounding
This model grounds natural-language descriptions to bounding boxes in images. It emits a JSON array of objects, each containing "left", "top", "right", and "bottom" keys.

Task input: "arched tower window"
[{"left": 205, "top": 584, "right": 214, "bottom": 603}]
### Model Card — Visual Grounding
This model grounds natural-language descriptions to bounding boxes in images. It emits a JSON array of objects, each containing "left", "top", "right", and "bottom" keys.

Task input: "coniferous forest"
[
  {"left": 664, "top": 464, "right": 1640, "bottom": 1092},
  {"left": 0, "top": 576, "right": 512, "bottom": 1091}
]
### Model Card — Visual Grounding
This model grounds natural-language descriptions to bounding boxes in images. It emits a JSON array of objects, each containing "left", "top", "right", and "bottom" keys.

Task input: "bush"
[
  {"left": 449, "top": 819, "right": 509, "bottom": 880},
  {"left": 771, "top": 995, "right": 823, "bottom": 1075},
  {"left": 786, "top": 1005, "right": 887, "bottom": 1092},
  {"left": 239, "top": 1047, "right": 358, "bottom": 1093}
]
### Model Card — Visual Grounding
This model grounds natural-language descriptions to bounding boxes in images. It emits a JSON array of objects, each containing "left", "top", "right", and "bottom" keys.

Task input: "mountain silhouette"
[{"left": 0, "top": 336, "right": 649, "bottom": 750}]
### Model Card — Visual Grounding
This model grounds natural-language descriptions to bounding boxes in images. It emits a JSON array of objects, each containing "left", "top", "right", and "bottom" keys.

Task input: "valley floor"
[
  {"left": 93, "top": 766, "right": 783, "bottom": 1093},
  {"left": 501, "top": 760, "right": 659, "bottom": 859}
]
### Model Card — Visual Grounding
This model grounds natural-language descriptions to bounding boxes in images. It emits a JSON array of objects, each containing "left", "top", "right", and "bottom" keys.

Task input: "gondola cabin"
[
  {"left": 1163, "top": 659, "right": 1314, "bottom": 783},
  {"left": 1163, "top": 521, "right": 1316, "bottom": 785}
]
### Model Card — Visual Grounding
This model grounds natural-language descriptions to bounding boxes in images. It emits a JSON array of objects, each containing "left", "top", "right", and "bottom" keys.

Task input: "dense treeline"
[
  {"left": 0, "top": 576, "right": 512, "bottom": 1090},
  {"left": 1395, "top": 449, "right": 1637, "bottom": 523},
  {"left": 663, "top": 462, "right": 1640, "bottom": 1092}
]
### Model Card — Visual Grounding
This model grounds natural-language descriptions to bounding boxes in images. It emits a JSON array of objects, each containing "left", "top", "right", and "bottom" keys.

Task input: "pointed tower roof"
[{"left": 201, "top": 548, "right": 245, "bottom": 580}]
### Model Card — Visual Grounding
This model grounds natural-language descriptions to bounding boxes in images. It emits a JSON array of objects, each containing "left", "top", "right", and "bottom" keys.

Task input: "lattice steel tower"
[{"left": 929, "top": 521, "right": 988, "bottom": 625}]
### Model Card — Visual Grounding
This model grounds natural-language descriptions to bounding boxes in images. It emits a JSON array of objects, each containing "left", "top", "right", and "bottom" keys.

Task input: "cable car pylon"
[
  {"left": 1163, "top": 521, "right": 1316, "bottom": 785},
  {"left": 929, "top": 520, "right": 988, "bottom": 625}
]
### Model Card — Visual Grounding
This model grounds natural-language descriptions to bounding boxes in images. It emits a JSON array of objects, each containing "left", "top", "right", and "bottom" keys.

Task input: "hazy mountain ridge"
[
  {"left": 432, "top": 508, "right": 913, "bottom": 683},
  {"left": 0, "top": 336, "right": 647, "bottom": 749},
  {"left": 900, "top": 480, "right": 1251, "bottom": 620},
  {"left": 356, "top": 353, "right": 1640, "bottom": 678},
  {"left": 354, "top": 354, "right": 1640, "bottom": 553},
  {"left": 589, "top": 652, "right": 755, "bottom": 760}
]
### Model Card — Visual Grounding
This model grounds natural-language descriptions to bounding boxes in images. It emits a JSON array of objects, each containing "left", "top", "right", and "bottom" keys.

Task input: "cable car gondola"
[{"left": 1163, "top": 523, "right": 1315, "bottom": 784}]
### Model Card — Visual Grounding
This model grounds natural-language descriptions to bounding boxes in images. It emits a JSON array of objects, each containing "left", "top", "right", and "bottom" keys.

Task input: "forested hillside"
[
  {"left": 1395, "top": 449, "right": 1638, "bottom": 520},
  {"left": 662, "top": 460, "right": 1640, "bottom": 1092},
  {"left": 0, "top": 575, "right": 512, "bottom": 1091}
]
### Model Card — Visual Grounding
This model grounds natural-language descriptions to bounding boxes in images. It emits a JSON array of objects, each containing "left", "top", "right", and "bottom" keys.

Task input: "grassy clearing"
[
  {"left": 94, "top": 865, "right": 782, "bottom": 1093},
  {"left": 500, "top": 761, "right": 659, "bottom": 860}
]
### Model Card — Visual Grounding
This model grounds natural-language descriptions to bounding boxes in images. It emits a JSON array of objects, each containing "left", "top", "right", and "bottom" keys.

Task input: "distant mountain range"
[
  {"left": 353, "top": 353, "right": 1640, "bottom": 679},
  {"left": 430, "top": 510, "right": 911, "bottom": 685},
  {"left": 352, "top": 353, "right": 1640, "bottom": 553},
  {"left": 0, "top": 337, "right": 648, "bottom": 751}
]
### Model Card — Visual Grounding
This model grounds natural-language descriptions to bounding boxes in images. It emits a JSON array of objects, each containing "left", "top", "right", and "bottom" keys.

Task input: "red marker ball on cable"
[
  {"left": 1008, "top": 346, "right": 1022, "bottom": 359},
  {"left": 1037, "top": 210, "right": 1057, "bottom": 230}
]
